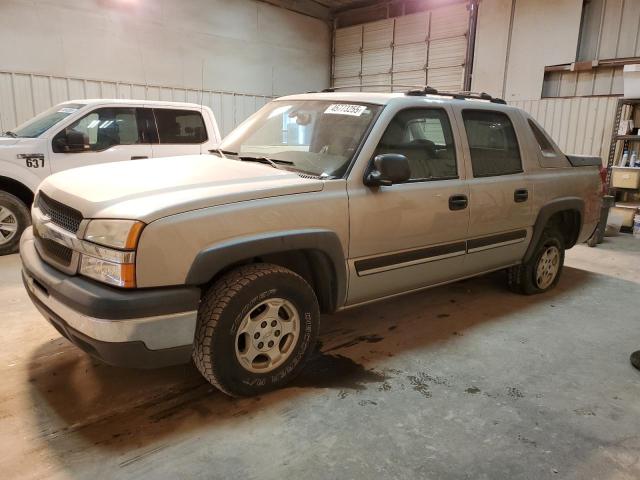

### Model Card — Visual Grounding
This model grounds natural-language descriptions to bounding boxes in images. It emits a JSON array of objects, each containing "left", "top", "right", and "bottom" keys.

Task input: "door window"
[
  {"left": 374, "top": 108, "right": 457, "bottom": 181},
  {"left": 53, "top": 107, "right": 142, "bottom": 152},
  {"left": 154, "top": 109, "right": 207, "bottom": 144},
  {"left": 462, "top": 110, "right": 522, "bottom": 177}
]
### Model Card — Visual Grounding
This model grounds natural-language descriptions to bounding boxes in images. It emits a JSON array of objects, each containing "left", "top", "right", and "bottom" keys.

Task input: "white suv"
[{"left": 0, "top": 99, "right": 221, "bottom": 254}]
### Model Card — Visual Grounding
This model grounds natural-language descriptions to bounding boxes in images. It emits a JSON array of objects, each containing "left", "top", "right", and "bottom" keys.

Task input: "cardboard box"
[
  {"left": 611, "top": 167, "right": 640, "bottom": 189},
  {"left": 611, "top": 203, "right": 640, "bottom": 227},
  {"left": 623, "top": 64, "right": 640, "bottom": 98}
]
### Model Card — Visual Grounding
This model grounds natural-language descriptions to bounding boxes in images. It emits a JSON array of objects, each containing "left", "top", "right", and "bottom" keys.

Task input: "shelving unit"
[{"left": 606, "top": 98, "right": 640, "bottom": 233}]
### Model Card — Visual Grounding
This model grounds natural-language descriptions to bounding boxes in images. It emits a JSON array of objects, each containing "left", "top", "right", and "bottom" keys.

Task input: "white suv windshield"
[
  {"left": 219, "top": 100, "right": 381, "bottom": 178},
  {"left": 5, "top": 103, "right": 86, "bottom": 138}
]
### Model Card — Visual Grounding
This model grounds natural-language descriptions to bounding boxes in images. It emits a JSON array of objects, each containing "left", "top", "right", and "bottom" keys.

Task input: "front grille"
[
  {"left": 37, "top": 192, "right": 83, "bottom": 233},
  {"left": 35, "top": 232, "right": 73, "bottom": 266}
]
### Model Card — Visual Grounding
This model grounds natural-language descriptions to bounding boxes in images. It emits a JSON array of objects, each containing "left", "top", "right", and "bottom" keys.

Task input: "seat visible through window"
[{"left": 374, "top": 108, "right": 457, "bottom": 181}]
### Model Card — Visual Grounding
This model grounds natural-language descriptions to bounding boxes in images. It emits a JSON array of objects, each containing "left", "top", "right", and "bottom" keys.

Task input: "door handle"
[
  {"left": 131, "top": 156, "right": 148, "bottom": 160},
  {"left": 514, "top": 188, "right": 529, "bottom": 203},
  {"left": 449, "top": 194, "right": 468, "bottom": 211}
]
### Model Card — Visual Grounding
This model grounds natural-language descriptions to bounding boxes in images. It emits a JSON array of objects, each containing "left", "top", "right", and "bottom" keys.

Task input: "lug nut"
[
  {"left": 258, "top": 342, "right": 264, "bottom": 349},
  {"left": 254, "top": 332, "right": 260, "bottom": 339},
  {"left": 271, "top": 320, "right": 277, "bottom": 327},
  {"left": 274, "top": 330, "right": 280, "bottom": 337},
  {"left": 268, "top": 341, "right": 274, "bottom": 348},
  {"left": 261, "top": 321, "right": 267, "bottom": 328}
]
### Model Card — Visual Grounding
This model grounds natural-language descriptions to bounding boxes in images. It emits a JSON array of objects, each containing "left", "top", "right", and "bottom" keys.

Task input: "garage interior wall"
[
  {"left": 0, "top": 0, "right": 331, "bottom": 135},
  {"left": 472, "top": 0, "right": 618, "bottom": 161},
  {"left": 331, "top": 1, "right": 470, "bottom": 92}
]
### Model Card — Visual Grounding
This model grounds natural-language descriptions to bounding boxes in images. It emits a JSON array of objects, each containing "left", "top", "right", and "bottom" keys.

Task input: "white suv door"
[
  {"left": 149, "top": 107, "right": 208, "bottom": 158},
  {"left": 48, "top": 106, "right": 153, "bottom": 173}
]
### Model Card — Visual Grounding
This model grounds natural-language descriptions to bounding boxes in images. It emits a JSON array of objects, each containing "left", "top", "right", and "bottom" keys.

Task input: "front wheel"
[
  {"left": 0, "top": 191, "right": 31, "bottom": 256},
  {"left": 192, "top": 263, "right": 320, "bottom": 397},
  {"left": 508, "top": 227, "right": 565, "bottom": 295}
]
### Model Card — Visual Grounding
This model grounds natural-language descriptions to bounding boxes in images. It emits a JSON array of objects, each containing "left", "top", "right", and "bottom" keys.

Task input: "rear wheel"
[
  {"left": 192, "top": 263, "right": 320, "bottom": 397},
  {"left": 508, "top": 227, "right": 565, "bottom": 295},
  {"left": 0, "top": 191, "right": 30, "bottom": 256}
]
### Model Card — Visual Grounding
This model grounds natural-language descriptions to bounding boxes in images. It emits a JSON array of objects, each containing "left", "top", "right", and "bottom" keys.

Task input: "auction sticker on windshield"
[
  {"left": 57, "top": 107, "right": 78, "bottom": 114},
  {"left": 324, "top": 104, "right": 367, "bottom": 116}
]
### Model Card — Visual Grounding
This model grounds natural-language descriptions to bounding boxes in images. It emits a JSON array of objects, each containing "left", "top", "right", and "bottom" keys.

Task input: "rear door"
[
  {"left": 455, "top": 108, "right": 535, "bottom": 273},
  {"left": 49, "top": 106, "right": 152, "bottom": 173},
  {"left": 150, "top": 108, "right": 209, "bottom": 158}
]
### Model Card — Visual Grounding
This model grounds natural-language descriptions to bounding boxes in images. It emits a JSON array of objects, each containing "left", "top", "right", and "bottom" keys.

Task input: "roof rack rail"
[
  {"left": 405, "top": 87, "right": 507, "bottom": 104},
  {"left": 406, "top": 86, "right": 439, "bottom": 96},
  {"left": 314, "top": 85, "right": 507, "bottom": 104},
  {"left": 320, "top": 84, "right": 427, "bottom": 93}
]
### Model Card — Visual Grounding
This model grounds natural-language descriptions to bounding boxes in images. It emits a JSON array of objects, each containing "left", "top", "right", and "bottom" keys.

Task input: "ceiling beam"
[{"left": 257, "top": 0, "right": 332, "bottom": 21}]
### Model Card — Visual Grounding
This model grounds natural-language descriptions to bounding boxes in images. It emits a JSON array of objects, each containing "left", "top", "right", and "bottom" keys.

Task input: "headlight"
[
  {"left": 80, "top": 255, "right": 136, "bottom": 288},
  {"left": 84, "top": 219, "right": 144, "bottom": 250},
  {"left": 80, "top": 219, "right": 144, "bottom": 288}
]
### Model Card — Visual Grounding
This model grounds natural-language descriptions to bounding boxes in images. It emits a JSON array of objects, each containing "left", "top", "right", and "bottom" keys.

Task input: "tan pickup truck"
[{"left": 20, "top": 88, "right": 602, "bottom": 396}]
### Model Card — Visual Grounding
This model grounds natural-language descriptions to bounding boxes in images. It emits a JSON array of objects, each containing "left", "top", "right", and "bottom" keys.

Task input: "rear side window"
[
  {"left": 528, "top": 119, "right": 556, "bottom": 156},
  {"left": 462, "top": 110, "right": 522, "bottom": 177},
  {"left": 154, "top": 109, "right": 207, "bottom": 144}
]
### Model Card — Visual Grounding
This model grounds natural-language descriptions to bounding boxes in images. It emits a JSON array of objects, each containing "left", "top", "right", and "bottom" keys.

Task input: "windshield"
[
  {"left": 4, "top": 103, "right": 86, "bottom": 138},
  {"left": 219, "top": 100, "right": 382, "bottom": 178}
]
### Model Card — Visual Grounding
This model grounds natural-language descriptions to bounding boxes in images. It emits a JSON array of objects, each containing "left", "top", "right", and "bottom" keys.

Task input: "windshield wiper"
[
  {"left": 209, "top": 148, "right": 238, "bottom": 158},
  {"left": 238, "top": 155, "right": 294, "bottom": 170},
  {"left": 2, "top": 131, "right": 17, "bottom": 138}
]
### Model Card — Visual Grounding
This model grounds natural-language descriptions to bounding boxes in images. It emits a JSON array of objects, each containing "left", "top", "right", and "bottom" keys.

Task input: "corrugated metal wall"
[
  {"left": 512, "top": 96, "right": 620, "bottom": 160},
  {"left": 0, "top": 71, "right": 273, "bottom": 138},
  {"left": 332, "top": 2, "right": 469, "bottom": 92},
  {"left": 542, "top": 66, "right": 624, "bottom": 98},
  {"left": 577, "top": 0, "right": 640, "bottom": 61}
]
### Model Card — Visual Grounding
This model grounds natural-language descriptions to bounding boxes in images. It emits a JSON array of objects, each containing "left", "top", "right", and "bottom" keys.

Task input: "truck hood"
[
  {"left": 0, "top": 137, "right": 44, "bottom": 150},
  {"left": 39, "top": 155, "right": 324, "bottom": 223},
  {"left": 0, "top": 137, "right": 20, "bottom": 147}
]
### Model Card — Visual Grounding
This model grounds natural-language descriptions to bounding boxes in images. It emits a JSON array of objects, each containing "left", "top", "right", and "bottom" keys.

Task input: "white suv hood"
[{"left": 39, "top": 155, "right": 324, "bottom": 223}]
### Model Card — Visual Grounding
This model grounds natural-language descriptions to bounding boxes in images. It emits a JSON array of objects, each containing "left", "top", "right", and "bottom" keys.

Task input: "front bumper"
[{"left": 20, "top": 228, "right": 200, "bottom": 368}]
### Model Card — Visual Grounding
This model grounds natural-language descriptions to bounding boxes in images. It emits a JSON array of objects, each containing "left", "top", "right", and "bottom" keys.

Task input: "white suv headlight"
[{"left": 84, "top": 219, "right": 144, "bottom": 250}]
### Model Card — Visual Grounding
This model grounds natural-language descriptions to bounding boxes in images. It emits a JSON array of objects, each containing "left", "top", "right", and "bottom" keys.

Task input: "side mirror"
[
  {"left": 365, "top": 153, "right": 411, "bottom": 187},
  {"left": 54, "top": 130, "right": 89, "bottom": 153}
]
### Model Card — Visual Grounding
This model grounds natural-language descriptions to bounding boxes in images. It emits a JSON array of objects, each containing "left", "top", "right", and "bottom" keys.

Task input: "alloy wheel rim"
[
  {"left": 536, "top": 245, "right": 560, "bottom": 289},
  {"left": 235, "top": 297, "right": 300, "bottom": 374},
  {"left": 0, "top": 206, "right": 18, "bottom": 245}
]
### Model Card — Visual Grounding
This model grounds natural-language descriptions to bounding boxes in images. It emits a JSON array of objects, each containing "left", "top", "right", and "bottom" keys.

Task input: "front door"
[
  {"left": 49, "top": 107, "right": 152, "bottom": 173},
  {"left": 347, "top": 106, "right": 470, "bottom": 305}
]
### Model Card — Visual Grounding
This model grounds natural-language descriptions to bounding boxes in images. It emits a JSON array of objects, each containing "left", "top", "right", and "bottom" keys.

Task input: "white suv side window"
[{"left": 53, "top": 108, "right": 142, "bottom": 153}]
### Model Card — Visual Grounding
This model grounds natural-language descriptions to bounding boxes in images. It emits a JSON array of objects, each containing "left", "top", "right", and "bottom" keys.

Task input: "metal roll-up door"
[
  {"left": 392, "top": 12, "right": 429, "bottom": 91},
  {"left": 331, "top": 1, "right": 470, "bottom": 93},
  {"left": 427, "top": 2, "right": 468, "bottom": 91},
  {"left": 361, "top": 19, "right": 393, "bottom": 91}
]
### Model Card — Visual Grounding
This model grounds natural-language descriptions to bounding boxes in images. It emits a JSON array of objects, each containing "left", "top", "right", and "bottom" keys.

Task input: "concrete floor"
[{"left": 1, "top": 236, "right": 639, "bottom": 480}]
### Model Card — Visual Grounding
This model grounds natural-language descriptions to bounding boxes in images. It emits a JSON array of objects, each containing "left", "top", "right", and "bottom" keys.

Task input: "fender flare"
[
  {"left": 185, "top": 229, "right": 347, "bottom": 308},
  {"left": 523, "top": 197, "right": 584, "bottom": 262}
]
